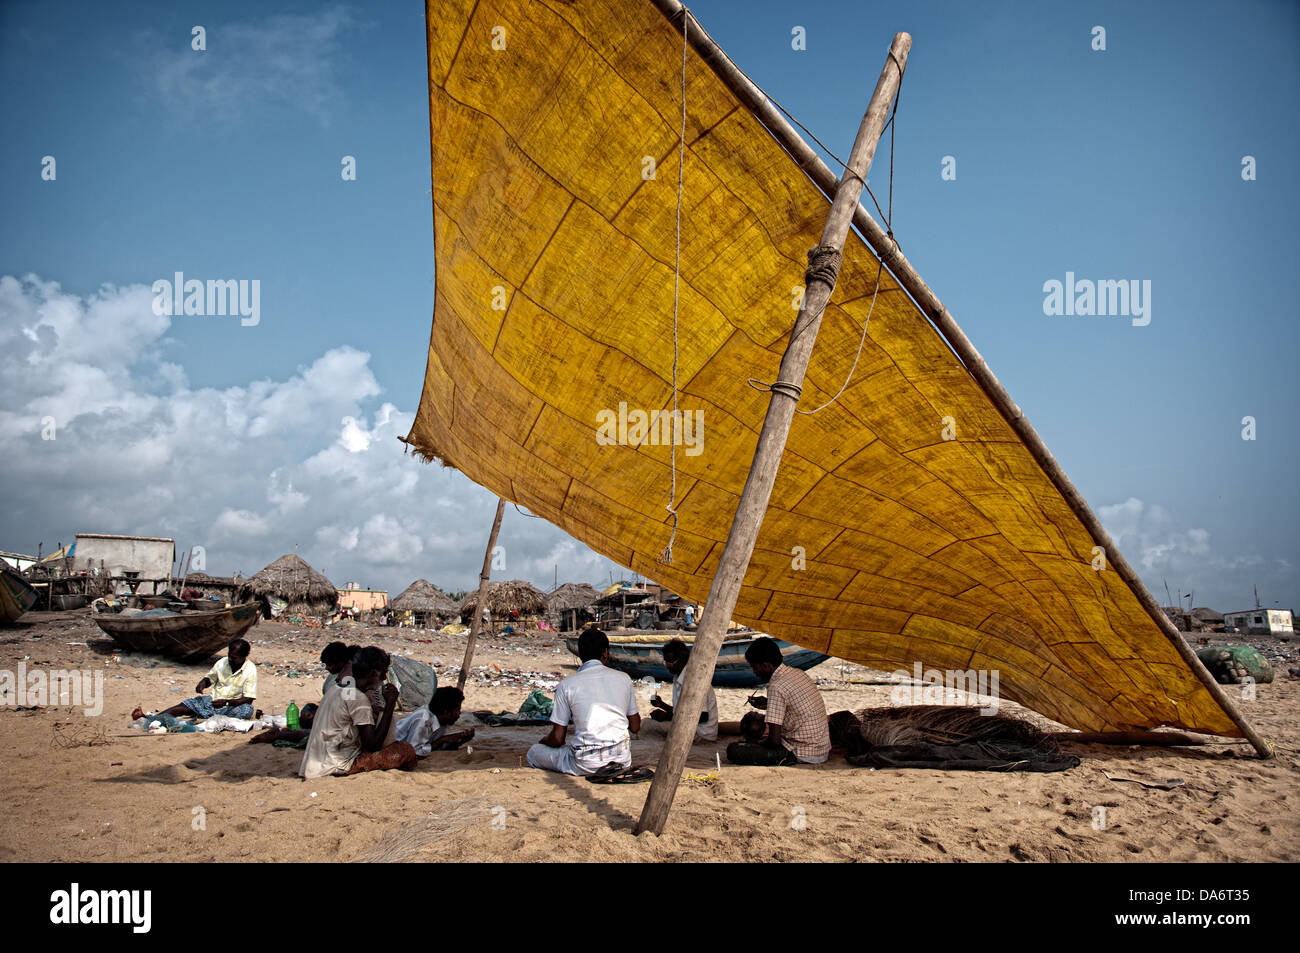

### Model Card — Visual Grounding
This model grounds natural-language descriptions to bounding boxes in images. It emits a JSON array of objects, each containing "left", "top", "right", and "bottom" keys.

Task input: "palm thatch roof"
[
  {"left": 391, "top": 579, "right": 459, "bottom": 616},
  {"left": 244, "top": 554, "right": 337, "bottom": 606},
  {"left": 547, "top": 582, "right": 601, "bottom": 611},
  {"left": 459, "top": 579, "right": 547, "bottom": 616}
]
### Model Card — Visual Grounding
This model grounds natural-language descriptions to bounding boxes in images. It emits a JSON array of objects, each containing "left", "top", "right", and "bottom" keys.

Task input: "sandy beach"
[{"left": 1, "top": 611, "right": 1296, "bottom": 863}]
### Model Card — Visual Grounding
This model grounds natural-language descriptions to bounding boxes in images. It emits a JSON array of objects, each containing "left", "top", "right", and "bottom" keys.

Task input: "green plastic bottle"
[{"left": 286, "top": 700, "right": 300, "bottom": 730}]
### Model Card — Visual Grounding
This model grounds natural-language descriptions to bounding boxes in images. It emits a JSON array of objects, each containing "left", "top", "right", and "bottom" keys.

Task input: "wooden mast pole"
[
  {"left": 649, "top": 0, "right": 1269, "bottom": 759},
  {"left": 457, "top": 497, "right": 506, "bottom": 691},
  {"left": 635, "top": 29, "right": 912, "bottom": 836}
]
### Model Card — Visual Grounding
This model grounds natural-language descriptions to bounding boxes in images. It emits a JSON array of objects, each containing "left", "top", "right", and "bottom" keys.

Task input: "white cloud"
[
  {"left": 0, "top": 273, "right": 620, "bottom": 595},
  {"left": 358, "top": 514, "right": 424, "bottom": 565},
  {"left": 147, "top": 7, "right": 359, "bottom": 122},
  {"left": 212, "top": 508, "right": 270, "bottom": 539},
  {"left": 1099, "top": 497, "right": 1293, "bottom": 609},
  {"left": 1099, "top": 497, "right": 1209, "bottom": 572}
]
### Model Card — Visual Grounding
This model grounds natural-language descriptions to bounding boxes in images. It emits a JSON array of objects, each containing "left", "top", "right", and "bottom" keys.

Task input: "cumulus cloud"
[
  {"left": 1099, "top": 498, "right": 1209, "bottom": 572},
  {"left": 1099, "top": 497, "right": 1290, "bottom": 609},
  {"left": 0, "top": 274, "right": 622, "bottom": 595}
]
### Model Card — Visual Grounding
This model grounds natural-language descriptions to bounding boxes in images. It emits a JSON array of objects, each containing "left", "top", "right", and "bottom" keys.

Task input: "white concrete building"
[{"left": 1223, "top": 608, "right": 1294, "bottom": 637}]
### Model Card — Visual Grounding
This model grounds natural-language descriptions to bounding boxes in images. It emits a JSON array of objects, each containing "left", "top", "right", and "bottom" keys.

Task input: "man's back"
[
  {"left": 554, "top": 660, "right": 637, "bottom": 769},
  {"left": 767, "top": 664, "right": 830, "bottom": 762}
]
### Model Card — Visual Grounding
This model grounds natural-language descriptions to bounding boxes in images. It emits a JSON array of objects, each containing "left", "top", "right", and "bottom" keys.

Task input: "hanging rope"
[
  {"left": 747, "top": 50, "right": 904, "bottom": 416},
  {"left": 658, "top": 8, "right": 689, "bottom": 566}
]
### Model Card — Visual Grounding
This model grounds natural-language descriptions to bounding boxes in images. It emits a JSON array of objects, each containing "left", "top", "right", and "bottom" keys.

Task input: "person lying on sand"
[
  {"left": 726, "top": 637, "right": 829, "bottom": 766},
  {"left": 132, "top": 638, "right": 257, "bottom": 722},
  {"left": 248, "top": 703, "right": 319, "bottom": 745},
  {"left": 527, "top": 628, "right": 640, "bottom": 776},
  {"left": 395, "top": 686, "right": 475, "bottom": 755},
  {"left": 645, "top": 638, "right": 718, "bottom": 742},
  {"left": 299, "top": 647, "right": 416, "bottom": 778}
]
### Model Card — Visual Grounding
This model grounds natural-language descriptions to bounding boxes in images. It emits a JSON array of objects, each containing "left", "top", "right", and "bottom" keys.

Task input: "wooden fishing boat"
[
  {"left": 92, "top": 601, "right": 260, "bottom": 661},
  {"left": 564, "top": 631, "right": 829, "bottom": 687},
  {"left": 0, "top": 563, "right": 39, "bottom": 623}
]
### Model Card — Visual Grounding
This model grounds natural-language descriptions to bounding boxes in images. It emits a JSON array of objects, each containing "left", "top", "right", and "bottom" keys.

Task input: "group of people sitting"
[
  {"left": 524, "top": 629, "right": 830, "bottom": 779},
  {"left": 287, "top": 642, "right": 477, "bottom": 779},
  {"left": 136, "top": 628, "right": 832, "bottom": 783}
]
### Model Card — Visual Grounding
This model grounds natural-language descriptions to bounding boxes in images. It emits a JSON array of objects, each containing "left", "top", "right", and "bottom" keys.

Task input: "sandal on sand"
[{"left": 588, "top": 764, "right": 654, "bottom": 784}]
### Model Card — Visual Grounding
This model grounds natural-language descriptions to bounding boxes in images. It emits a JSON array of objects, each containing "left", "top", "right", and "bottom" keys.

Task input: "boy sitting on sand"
[
  {"left": 395, "top": 686, "right": 475, "bottom": 756},
  {"left": 133, "top": 638, "right": 257, "bottom": 722},
  {"left": 646, "top": 638, "right": 718, "bottom": 742},
  {"left": 299, "top": 647, "right": 417, "bottom": 778}
]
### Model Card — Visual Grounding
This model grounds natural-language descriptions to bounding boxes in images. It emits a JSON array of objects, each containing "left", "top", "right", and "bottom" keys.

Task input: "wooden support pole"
[
  {"left": 649, "top": 0, "right": 1270, "bottom": 759},
  {"left": 457, "top": 497, "right": 506, "bottom": 691},
  {"left": 1048, "top": 730, "right": 1210, "bottom": 748},
  {"left": 635, "top": 28, "right": 911, "bottom": 836}
]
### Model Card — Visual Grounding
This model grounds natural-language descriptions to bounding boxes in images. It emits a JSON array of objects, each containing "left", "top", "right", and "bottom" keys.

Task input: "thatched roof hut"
[
  {"left": 459, "top": 580, "right": 547, "bottom": 618},
  {"left": 242, "top": 554, "right": 337, "bottom": 618},
  {"left": 180, "top": 571, "right": 241, "bottom": 602},
  {"left": 547, "top": 582, "right": 601, "bottom": 611},
  {"left": 547, "top": 581, "right": 601, "bottom": 632},
  {"left": 391, "top": 579, "right": 459, "bottom": 619}
]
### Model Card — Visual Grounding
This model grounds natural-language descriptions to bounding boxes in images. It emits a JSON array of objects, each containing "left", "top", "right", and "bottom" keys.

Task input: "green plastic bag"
[{"left": 517, "top": 689, "right": 554, "bottom": 719}]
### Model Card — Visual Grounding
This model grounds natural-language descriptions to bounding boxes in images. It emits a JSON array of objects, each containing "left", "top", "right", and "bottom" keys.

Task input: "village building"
[
  {"left": 1223, "top": 608, "right": 1294, "bottom": 637},
  {"left": 337, "top": 582, "right": 389, "bottom": 615},
  {"left": 73, "top": 533, "right": 176, "bottom": 595}
]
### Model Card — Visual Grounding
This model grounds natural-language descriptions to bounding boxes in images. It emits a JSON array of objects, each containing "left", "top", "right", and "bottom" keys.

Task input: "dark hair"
[
  {"left": 743, "top": 637, "right": 782, "bottom": 667},
  {"left": 352, "top": 646, "right": 390, "bottom": 680},
  {"left": 662, "top": 638, "right": 689, "bottom": 664},
  {"left": 740, "top": 711, "right": 766, "bottom": 741},
  {"left": 428, "top": 686, "right": 464, "bottom": 716},
  {"left": 228, "top": 638, "right": 251, "bottom": 656},
  {"left": 320, "top": 641, "right": 349, "bottom": 666},
  {"left": 577, "top": 628, "right": 609, "bottom": 662}
]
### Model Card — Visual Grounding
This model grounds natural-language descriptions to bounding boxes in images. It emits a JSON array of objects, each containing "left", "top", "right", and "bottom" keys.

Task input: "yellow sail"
[{"left": 406, "top": 0, "right": 1239, "bottom": 736}]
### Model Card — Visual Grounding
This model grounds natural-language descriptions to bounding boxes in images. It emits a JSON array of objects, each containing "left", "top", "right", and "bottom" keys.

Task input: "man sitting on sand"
[
  {"left": 395, "top": 686, "right": 475, "bottom": 756},
  {"left": 647, "top": 638, "right": 718, "bottom": 742},
  {"left": 527, "top": 628, "right": 640, "bottom": 776},
  {"left": 133, "top": 638, "right": 257, "bottom": 722},
  {"left": 727, "top": 637, "right": 830, "bottom": 766},
  {"left": 299, "top": 647, "right": 417, "bottom": 778}
]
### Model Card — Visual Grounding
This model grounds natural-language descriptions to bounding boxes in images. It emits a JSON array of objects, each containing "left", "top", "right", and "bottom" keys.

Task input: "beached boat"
[
  {"left": 1, "top": 562, "right": 39, "bottom": 623},
  {"left": 91, "top": 601, "right": 260, "bottom": 661},
  {"left": 564, "top": 631, "right": 829, "bottom": 687}
]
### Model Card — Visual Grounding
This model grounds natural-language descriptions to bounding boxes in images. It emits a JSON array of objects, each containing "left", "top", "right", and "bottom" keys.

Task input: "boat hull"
[
  {"left": 93, "top": 602, "right": 260, "bottom": 661},
  {"left": 1, "top": 566, "right": 39, "bottom": 623},
  {"left": 564, "top": 632, "right": 829, "bottom": 687}
]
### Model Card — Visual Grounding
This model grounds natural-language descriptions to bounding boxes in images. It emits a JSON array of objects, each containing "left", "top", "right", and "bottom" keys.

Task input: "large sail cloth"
[{"left": 408, "top": 0, "right": 1239, "bottom": 736}]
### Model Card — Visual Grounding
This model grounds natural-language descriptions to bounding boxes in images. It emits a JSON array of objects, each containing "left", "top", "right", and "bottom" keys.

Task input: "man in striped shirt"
[{"left": 727, "top": 637, "right": 830, "bottom": 765}]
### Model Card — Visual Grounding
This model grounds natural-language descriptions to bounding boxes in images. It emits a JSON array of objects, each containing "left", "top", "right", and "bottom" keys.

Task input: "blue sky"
[{"left": 1, "top": 0, "right": 1296, "bottom": 613}]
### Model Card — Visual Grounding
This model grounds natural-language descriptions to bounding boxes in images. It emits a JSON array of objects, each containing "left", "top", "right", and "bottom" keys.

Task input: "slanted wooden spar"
[
  {"left": 635, "top": 28, "right": 913, "bottom": 836},
  {"left": 457, "top": 497, "right": 506, "bottom": 691},
  {"left": 648, "top": 0, "right": 1270, "bottom": 761}
]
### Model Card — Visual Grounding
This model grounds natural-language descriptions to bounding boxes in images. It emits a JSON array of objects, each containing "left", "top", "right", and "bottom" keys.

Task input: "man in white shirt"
[
  {"left": 527, "top": 628, "right": 640, "bottom": 776},
  {"left": 648, "top": 638, "right": 718, "bottom": 742}
]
